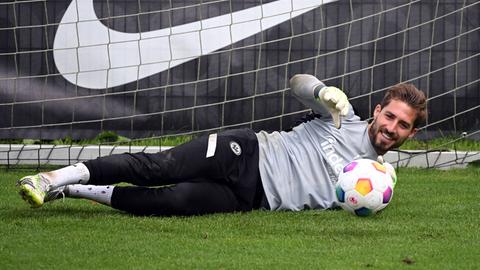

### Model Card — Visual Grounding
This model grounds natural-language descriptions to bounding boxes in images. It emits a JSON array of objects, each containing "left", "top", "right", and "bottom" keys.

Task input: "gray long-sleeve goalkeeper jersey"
[{"left": 256, "top": 83, "right": 378, "bottom": 211}]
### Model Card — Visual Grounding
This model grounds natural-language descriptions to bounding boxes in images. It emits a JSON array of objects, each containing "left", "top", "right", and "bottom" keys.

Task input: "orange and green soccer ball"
[{"left": 335, "top": 159, "right": 395, "bottom": 217}]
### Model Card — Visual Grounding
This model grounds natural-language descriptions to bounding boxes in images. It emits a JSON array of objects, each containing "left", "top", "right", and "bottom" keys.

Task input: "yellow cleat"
[{"left": 17, "top": 174, "right": 51, "bottom": 208}]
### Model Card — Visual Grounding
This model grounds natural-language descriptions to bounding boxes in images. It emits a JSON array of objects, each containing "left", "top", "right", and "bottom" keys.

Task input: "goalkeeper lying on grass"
[{"left": 17, "top": 74, "right": 426, "bottom": 216}]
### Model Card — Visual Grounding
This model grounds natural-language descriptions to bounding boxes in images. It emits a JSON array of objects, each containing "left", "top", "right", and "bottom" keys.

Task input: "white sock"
[
  {"left": 41, "top": 163, "right": 90, "bottom": 188},
  {"left": 65, "top": 184, "right": 114, "bottom": 206}
]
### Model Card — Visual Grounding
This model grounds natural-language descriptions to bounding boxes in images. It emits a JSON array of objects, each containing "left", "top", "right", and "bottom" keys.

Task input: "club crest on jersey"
[{"left": 229, "top": 141, "right": 242, "bottom": 156}]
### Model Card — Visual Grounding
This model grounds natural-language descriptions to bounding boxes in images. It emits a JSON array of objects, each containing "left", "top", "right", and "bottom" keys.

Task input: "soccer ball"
[{"left": 335, "top": 159, "right": 395, "bottom": 217}]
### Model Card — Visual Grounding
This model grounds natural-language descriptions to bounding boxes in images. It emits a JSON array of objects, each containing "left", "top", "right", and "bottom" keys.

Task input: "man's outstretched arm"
[{"left": 290, "top": 74, "right": 350, "bottom": 129}]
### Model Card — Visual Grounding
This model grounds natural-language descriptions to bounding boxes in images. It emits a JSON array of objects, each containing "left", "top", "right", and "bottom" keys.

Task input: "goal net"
[{"left": 0, "top": 0, "right": 479, "bottom": 167}]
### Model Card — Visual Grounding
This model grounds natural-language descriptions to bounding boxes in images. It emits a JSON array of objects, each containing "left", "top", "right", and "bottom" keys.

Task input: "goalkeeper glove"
[
  {"left": 377, "top": 156, "right": 397, "bottom": 188},
  {"left": 316, "top": 86, "right": 350, "bottom": 129},
  {"left": 289, "top": 74, "right": 350, "bottom": 129},
  {"left": 384, "top": 162, "right": 397, "bottom": 188}
]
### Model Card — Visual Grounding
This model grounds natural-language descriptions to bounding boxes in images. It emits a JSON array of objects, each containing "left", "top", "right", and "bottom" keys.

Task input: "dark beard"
[
  {"left": 368, "top": 119, "right": 407, "bottom": 155},
  {"left": 368, "top": 119, "right": 386, "bottom": 155},
  {"left": 368, "top": 119, "right": 397, "bottom": 154}
]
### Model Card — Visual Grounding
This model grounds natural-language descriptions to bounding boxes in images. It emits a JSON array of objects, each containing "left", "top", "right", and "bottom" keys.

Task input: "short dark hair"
[{"left": 380, "top": 83, "right": 427, "bottom": 128}]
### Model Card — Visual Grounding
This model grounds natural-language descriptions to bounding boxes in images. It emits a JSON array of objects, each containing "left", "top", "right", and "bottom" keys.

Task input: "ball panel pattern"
[
  {"left": 354, "top": 207, "right": 372, "bottom": 217},
  {"left": 383, "top": 186, "right": 393, "bottom": 203},
  {"left": 336, "top": 186, "right": 345, "bottom": 203},
  {"left": 343, "top": 161, "right": 357, "bottom": 173},
  {"left": 354, "top": 178, "right": 372, "bottom": 196}
]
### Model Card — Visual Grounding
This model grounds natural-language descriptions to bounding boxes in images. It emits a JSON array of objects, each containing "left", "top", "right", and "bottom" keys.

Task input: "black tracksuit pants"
[{"left": 83, "top": 129, "right": 268, "bottom": 216}]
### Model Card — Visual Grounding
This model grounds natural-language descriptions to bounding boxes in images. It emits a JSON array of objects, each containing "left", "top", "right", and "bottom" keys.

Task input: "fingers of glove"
[
  {"left": 384, "top": 162, "right": 396, "bottom": 176},
  {"left": 331, "top": 110, "right": 341, "bottom": 129},
  {"left": 383, "top": 162, "right": 397, "bottom": 186},
  {"left": 335, "top": 98, "right": 348, "bottom": 115},
  {"left": 341, "top": 105, "right": 349, "bottom": 116},
  {"left": 377, "top": 155, "right": 385, "bottom": 164}
]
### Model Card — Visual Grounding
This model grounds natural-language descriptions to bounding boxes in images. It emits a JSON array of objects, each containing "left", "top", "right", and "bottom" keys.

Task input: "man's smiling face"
[{"left": 368, "top": 99, "right": 419, "bottom": 155}]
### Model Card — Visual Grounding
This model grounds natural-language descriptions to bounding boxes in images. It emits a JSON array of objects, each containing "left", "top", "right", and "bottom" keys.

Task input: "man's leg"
[
  {"left": 83, "top": 135, "right": 222, "bottom": 186},
  {"left": 17, "top": 128, "right": 262, "bottom": 210},
  {"left": 57, "top": 180, "right": 239, "bottom": 216},
  {"left": 84, "top": 128, "right": 260, "bottom": 189},
  {"left": 62, "top": 184, "right": 114, "bottom": 206},
  {"left": 110, "top": 181, "right": 239, "bottom": 216},
  {"left": 17, "top": 163, "right": 90, "bottom": 208},
  {"left": 17, "top": 133, "right": 222, "bottom": 208}
]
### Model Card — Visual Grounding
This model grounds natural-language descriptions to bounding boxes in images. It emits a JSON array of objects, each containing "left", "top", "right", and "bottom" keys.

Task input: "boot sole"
[{"left": 18, "top": 185, "right": 44, "bottom": 208}]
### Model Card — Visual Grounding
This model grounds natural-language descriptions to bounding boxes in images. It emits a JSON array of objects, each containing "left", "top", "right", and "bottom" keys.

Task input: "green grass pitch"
[{"left": 1, "top": 166, "right": 479, "bottom": 269}]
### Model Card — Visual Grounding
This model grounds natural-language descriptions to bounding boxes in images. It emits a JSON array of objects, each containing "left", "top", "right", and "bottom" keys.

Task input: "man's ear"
[
  {"left": 408, "top": 127, "right": 418, "bottom": 138},
  {"left": 373, "top": 104, "right": 382, "bottom": 118}
]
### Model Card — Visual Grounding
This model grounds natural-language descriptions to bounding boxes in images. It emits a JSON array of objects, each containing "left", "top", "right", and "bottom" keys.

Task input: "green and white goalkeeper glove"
[
  {"left": 289, "top": 74, "right": 350, "bottom": 129},
  {"left": 316, "top": 86, "right": 350, "bottom": 129},
  {"left": 377, "top": 155, "right": 397, "bottom": 188}
]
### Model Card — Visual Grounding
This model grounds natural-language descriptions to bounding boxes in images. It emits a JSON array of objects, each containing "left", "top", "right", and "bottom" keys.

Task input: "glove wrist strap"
[{"left": 313, "top": 84, "right": 326, "bottom": 99}]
